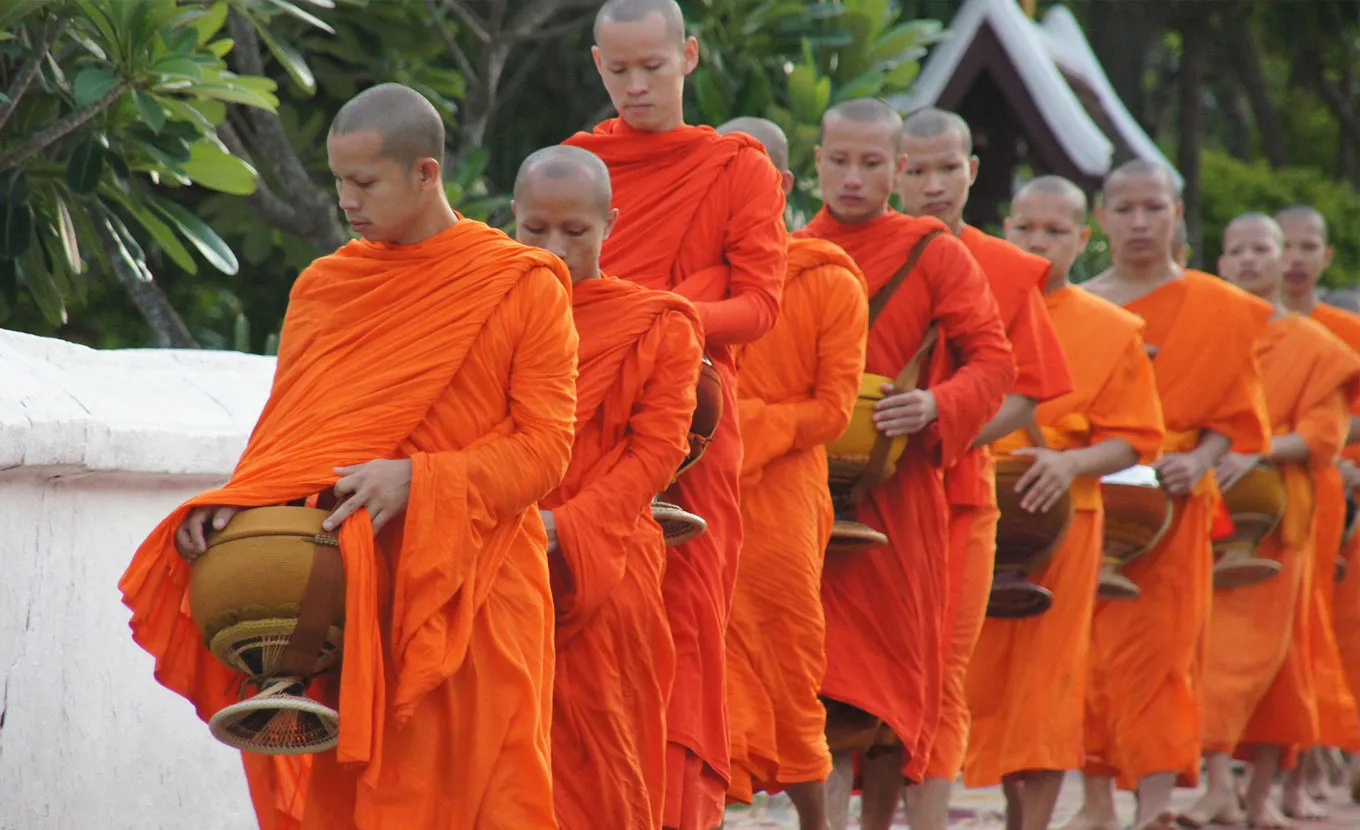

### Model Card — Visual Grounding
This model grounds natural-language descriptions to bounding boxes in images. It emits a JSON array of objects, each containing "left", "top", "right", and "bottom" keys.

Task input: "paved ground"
[{"left": 722, "top": 771, "right": 1360, "bottom": 828}]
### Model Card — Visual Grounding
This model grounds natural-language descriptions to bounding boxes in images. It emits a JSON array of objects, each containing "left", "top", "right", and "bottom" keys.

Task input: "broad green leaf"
[
  {"left": 153, "top": 55, "right": 204, "bottom": 79},
  {"left": 182, "top": 140, "right": 258, "bottom": 195},
  {"left": 53, "top": 195, "right": 83, "bottom": 273},
  {"left": 451, "top": 147, "right": 488, "bottom": 192},
  {"left": 192, "top": 82, "right": 278, "bottom": 111},
  {"left": 0, "top": 201, "right": 34, "bottom": 259},
  {"left": 1, "top": 168, "right": 30, "bottom": 204},
  {"left": 207, "top": 37, "right": 234, "bottom": 58},
  {"left": 134, "top": 91, "right": 166, "bottom": 134},
  {"left": 188, "top": 1, "right": 230, "bottom": 44},
  {"left": 833, "top": 68, "right": 884, "bottom": 102},
  {"left": 108, "top": 191, "right": 197, "bottom": 273},
  {"left": 100, "top": 213, "right": 153, "bottom": 283},
  {"left": 882, "top": 60, "right": 920, "bottom": 90},
  {"left": 73, "top": 66, "right": 122, "bottom": 107},
  {"left": 0, "top": 0, "right": 50, "bottom": 32},
  {"left": 265, "top": 0, "right": 336, "bottom": 34},
  {"left": 692, "top": 67, "right": 727, "bottom": 125},
  {"left": 17, "top": 242, "right": 67, "bottom": 325},
  {"left": 787, "top": 63, "right": 821, "bottom": 122},
  {"left": 132, "top": 139, "right": 191, "bottom": 183},
  {"left": 148, "top": 194, "right": 238, "bottom": 274},
  {"left": 104, "top": 208, "right": 157, "bottom": 282},
  {"left": 36, "top": 231, "right": 72, "bottom": 297},
  {"left": 249, "top": 15, "right": 316, "bottom": 94},
  {"left": 868, "top": 21, "right": 940, "bottom": 64}
]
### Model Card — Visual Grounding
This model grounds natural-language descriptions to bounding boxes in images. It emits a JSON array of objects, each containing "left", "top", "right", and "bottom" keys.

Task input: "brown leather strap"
[
  {"left": 277, "top": 538, "right": 345, "bottom": 679},
  {"left": 846, "top": 325, "right": 941, "bottom": 508},
  {"left": 868, "top": 230, "right": 944, "bottom": 328}
]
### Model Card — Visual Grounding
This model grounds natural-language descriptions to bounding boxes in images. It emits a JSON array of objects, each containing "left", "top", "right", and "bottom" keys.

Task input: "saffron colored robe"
[
  {"left": 1312, "top": 304, "right": 1360, "bottom": 705},
  {"left": 725, "top": 237, "right": 868, "bottom": 802},
  {"left": 964, "top": 285, "right": 1163, "bottom": 786},
  {"left": 541, "top": 277, "right": 704, "bottom": 829},
  {"left": 119, "top": 220, "right": 579, "bottom": 829},
  {"left": 1083, "top": 271, "right": 1271, "bottom": 790},
  {"left": 1224, "top": 314, "right": 1360, "bottom": 756},
  {"left": 565, "top": 118, "right": 786, "bottom": 827},
  {"left": 796, "top": 208, "right": 1014, "bottom": 778},
  {"left": 922, "top": 227, "right": 1074, "bottom": 781}
]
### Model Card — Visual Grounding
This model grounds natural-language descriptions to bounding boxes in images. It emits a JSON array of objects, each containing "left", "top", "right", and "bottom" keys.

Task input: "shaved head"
[
  {"left": 1225, "top": 211, "right": 1285, "bottom": 247},
  {"left": 330, "top": 83, "right": 445, "bottom": 170},
  {"left": 717, "top": 116, "right": 789, "bottom": 172},
  {"left": 821, "top": 98, "right": 903, "bottom": 150},
  {"left": 514, "top": 145, "right": 613, "bottom": 216},
  {"left": 594, "top": 0, "right": 685, "bottom": 43},
  {"left": 1102, "top": 159, "right": 1181, "bottom": 202},
  {"left": 901, "top": 107, "right": 974, "bottom": 154},
  {"left": 1275, "top": 204, "right": 1329, "bottom": 243},
  {"left": 1014, "top": 175, "right": 1087, "bottom": 222}
]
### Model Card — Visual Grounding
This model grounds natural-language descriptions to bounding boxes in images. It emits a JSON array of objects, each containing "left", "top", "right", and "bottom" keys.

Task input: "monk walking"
[
  {"left": 796, "top": 97, "right": 1014, "bottom": 830},
  {"left": 565, "top": 2, "right": 787, "bottom": 826},
  {"left": 1182, "top": 213, "right": 1360, "bottom": 829},
  {"left": 963, "top": 176, "right": 1164, "bottom": 830},
  {"left": 514, "top": 146, "right": 706, "bottom": 830},
  {"left": 715, "top": 117, "right": 868, "bottom": 830},
  {"left": 1063, "top": 161, "right": 1272, "bottom": 830},
  {"left": 120, "top": 83, "right": 579, "bottom": 829},
  {"left": 894, "top": 109, "right": 1074, "bottom": 829}
]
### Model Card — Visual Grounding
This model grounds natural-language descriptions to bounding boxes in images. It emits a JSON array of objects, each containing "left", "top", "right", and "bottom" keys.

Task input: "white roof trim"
[
  {"left": 894, "top": 0, "right": 1112, "bottom": 177},
  {"left": 1036, "top": 6, "right": 1184, "bottom": 187}
]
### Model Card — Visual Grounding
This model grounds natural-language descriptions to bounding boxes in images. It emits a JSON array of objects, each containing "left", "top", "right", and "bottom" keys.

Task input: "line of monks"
[{"left": 116, "top": 1, "right": 1360, "bottom": 829}]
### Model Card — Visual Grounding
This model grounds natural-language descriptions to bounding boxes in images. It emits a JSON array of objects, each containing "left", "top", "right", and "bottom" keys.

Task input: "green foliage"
[{"left": 1199, "top": 149, "right": 1360, "bottom": 287}]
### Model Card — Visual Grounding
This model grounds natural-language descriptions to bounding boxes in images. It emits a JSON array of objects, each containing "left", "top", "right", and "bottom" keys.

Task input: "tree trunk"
[
  {"left": 94, "top": 221, "right": 199, "bottom": 348},
  {"left": 1085, "top": 0, "right": 1156, "bottom": 128},
  {"left": 1223, "top": 6, "right": 1289, "bottom": 167},
  {"left": 1178, "top": 14, "right": 1208, "bottom": 268}
]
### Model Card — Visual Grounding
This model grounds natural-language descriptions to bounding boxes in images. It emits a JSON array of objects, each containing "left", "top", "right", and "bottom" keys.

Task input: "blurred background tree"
[{"left": 2, "top": 0, "right": 1357, "bottom": 350}]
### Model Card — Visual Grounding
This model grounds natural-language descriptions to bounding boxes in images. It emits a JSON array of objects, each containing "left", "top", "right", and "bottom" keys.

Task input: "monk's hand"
[
  {"left": 1152, "top": 451, "right": 1210, "bottom": 497},
  {"left": 325, "top": 458, "right": 413, "bottom": 534},
  {"left": 540, "top": 509, "right": 560, "bottom": 554},
  {"left": 1213, "top": 452, "right": 1260, "bottom": 494},
  {"left": 1010, "top": 448, "right": 1076, "bottom": 513},
  {"left": 874, "top": 386, "right": 938, "bottom": 437},
  {"left": 174, "top": 505, "right": 241, "bottom": 562}
]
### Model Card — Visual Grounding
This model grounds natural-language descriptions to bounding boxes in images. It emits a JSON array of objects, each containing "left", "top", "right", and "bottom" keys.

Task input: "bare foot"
[
  {"left": 1058, "top": 809, "right": 1122, "bottom": 830},
  {"left": 1178, "top": 788, "right": 1243, "bottom": 827},
  {"left": 1136, "top": 811, "right": 1177, "bottom": 830},
  {"left": 1246, "top": 799, "right": 1292, "bottom": 829},
  {"left": 1281, "top": 788, "right": 1328, "bottom": 821}
]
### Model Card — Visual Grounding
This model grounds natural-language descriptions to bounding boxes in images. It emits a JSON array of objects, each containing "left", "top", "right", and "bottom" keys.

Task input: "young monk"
[
  {"left": 565, "top": 3, "right": 787, "bottom": 826},
  {"left": 894, "top": 108, "right": 1074, "bottom": 825},
  {"left": 119, "top": 83, "right": 579, "bottom": 829},
  {"left": 714, "top": 117, "right": 868, "bottom": 830},
  {"left": 1276, "top": 204, "right": 1360, "bottom": 811},
  {"left": 795, "top": 97, "right": 1014, "bottom": 830},
  {"left": 514, "top": 145, "right": 705, "bottom": 830},
  {"left": 1179, "top": 213, "right": 1360, "bottom": 828},
  {"left": 1182, "top": 213, "right": 1360, "bottom": 829},
  {"left": 963, "top": 176, "right": 1164, "bottom": 830},
  {"left": 1062, "top": 161, "right": 1272, "bottom": 830}
]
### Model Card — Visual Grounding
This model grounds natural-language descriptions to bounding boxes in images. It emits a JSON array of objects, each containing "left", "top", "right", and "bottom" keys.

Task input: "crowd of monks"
[{"left": 116, "top": 1, "right": 1360, "bottom": 829}]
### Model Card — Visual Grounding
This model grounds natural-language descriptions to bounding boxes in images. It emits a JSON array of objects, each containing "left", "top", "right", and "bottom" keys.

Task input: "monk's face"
[
  {"left": 1096, "top": 172, "right": 1182, "bottom": 267},
  {"left": 513, "top": 173, "right": 617, "bottom": 284},
  {"left": 1004, "top": 191, "right": 1090, "bottom": 281},
  {"left": 1219, "top": 219, "right": 1285, "bottom": 300},
  {"left": 328, "top": 130, "right": 438, "bottom": 244},
  {"left": 593, "top": 14, "right": 698, "bottom": 133},
  {"left": 896, "top": 130, "right": 977, "bottom": 229},
  {"left": 1280, "top": 214, "right": 1333, "bottom": 295},
  {"left": 815, "top": 116, "right": 904, "bottom": 224}
]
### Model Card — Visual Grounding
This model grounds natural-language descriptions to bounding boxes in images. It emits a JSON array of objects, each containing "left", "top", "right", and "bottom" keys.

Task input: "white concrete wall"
[{"left": 1, "top": 329, "right": 277, "bottom": 830}]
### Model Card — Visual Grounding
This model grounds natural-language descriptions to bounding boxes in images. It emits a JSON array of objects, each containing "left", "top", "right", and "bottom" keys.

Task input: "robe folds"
[
  {"left": 922, "top": 227, "right": 1075, "bottom": 781},
  {"left": 1083, "top": 271, "right": 1272, "bottom": 790},
  {"left": 565, "top": 118, "right": 786, "bottom": 826},
  {"left": 963, "top": 285, "right": 1163, "bottom": 787},
  {"left": 1223, "top": 314, "right": 1360, "bottom": 755},
  {"left": 119, "top": 219, "right": 579, "bottom": 830},
  {"left": 796, "top": 208, "right": 1014, "bottom": 779},
  {"left": 725, "top": 237, "right": 868, "bottom": 803}
]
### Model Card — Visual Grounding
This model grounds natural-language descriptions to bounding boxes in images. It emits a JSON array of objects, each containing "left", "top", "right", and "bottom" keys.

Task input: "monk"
[
  {"left": 565, "top": 3, "right": 787, "bottom": 826},
  {"left": 894, "top": 108, "right": 1074, "bottom": 828},
  {"left": 513, "top": 146, "right": 705, "bottom": 830},
  {"left": 962, "top": 176, "right": 1164, "bottom": 830},
  {"left": 1062, "top": 161, "right": 1272, "bottom": 830},
  {"left": 119, "top": 83, "right": 579, "bottom": 829},
  {"left": 1278, "top": 204, "right": 1360, "bottom": 808},
  {"left": 1178, "top": 213, "right": 1360, "bottom": 828},
  {"left": 795, "top": 97, "right": 1014, "bottom": 830},
  {"left": 714, "top": 117, "right": 867, "bottom": 830}
]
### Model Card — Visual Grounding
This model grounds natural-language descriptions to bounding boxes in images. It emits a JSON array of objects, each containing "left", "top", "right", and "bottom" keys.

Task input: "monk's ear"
[
  {"left": 1077, "top": 225, "right": 1092, "bottom": 253},
  {"left": 1173, "top": 200, "right": 1185, "bottom": 223},
  {"left": 682, "top": 36, "right": 699, "bottom": 75},
  {"left": 895, "top": 152, "right": 909, "bottom": 178},
  {"left": 967, "top": 155, "right": 979, "bottom": 186},
  {"left": 780, "top": 170, "right": 794, "bottom": 198},
  {"left": 1325, "top": 244, "right": 1335, "bottom": 270},
  {"left": 510, "top": 200, "right": 520, "bottom": 221},
  {"left": 604, "top": 207, "right": 619, "bottom": 239},
  {"left": 814, "top": 145, "right": 822, "bottom": 167},
  {"left": 415, "top": 157, "right": 442, "bottom": 189},
  {"left": 591, "top": 45, "right": 604, "bottom": 76}
]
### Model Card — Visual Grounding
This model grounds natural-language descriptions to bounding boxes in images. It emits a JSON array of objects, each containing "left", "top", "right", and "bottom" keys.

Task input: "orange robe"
[
  {"left": 796, "top": 208, "right": 1014, "bottom": 779},
  {"left": 963, "top": 285, "right": 1164, "bottom": 787},
  {"left": 725, "top": 238, "right": 868, "bottom": 802},
  {"left": 921, "top": 227, "right": 1075, "bottom": 781},
  {"left": 1083, "top": 271, "right": 1272, "bottom": 790},
  {"left": 565, "top": 118, "right": 786, "bottom": 828},
  {"left": 1312, "top": 304, "right": 1360, "bottom": 708},
  {"left": 118, "top": 220, "right": 579, "bottom": 829},
  {"left": 1229, "top": 314, "right": 1360, "bottom": 755},
  {"left": 541, "top": 277, "right": 704, "bottom": 829}
]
